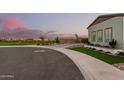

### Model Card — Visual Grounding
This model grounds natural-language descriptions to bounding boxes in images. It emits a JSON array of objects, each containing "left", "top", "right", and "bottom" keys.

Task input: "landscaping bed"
[{"left": 69, "top": 47, "right": 124, "bottom": 64}]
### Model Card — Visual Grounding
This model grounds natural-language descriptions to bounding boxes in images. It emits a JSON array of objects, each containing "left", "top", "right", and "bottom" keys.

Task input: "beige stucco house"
[{"left": 87, "top": 13, "right": 124, "bottom": 49}]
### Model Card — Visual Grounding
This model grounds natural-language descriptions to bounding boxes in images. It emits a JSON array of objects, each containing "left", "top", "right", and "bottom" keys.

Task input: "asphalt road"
[{"left": 0, "top": 47, "right": 84, "bottom": 80}]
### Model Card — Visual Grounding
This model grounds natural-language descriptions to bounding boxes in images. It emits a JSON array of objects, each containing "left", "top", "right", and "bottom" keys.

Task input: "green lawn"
[
  {"left": 69, "top": 47, "right": 124, "bottom": 64},
  {"left": 0, "top": 40, "right": 55, "bottom": 46},
  {"left": 0, "top": 40, "right": 39, "bottom": 46}
]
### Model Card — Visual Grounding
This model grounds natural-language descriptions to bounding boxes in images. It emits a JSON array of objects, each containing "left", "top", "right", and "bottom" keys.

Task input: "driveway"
[{"left": 0, "top": 47, "right": 84, "bottom": 80}]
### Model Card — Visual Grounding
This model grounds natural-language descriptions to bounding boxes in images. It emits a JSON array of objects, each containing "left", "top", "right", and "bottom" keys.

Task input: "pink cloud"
[{"left": 2, "top": 17, "right": 30, "bottom": 32}]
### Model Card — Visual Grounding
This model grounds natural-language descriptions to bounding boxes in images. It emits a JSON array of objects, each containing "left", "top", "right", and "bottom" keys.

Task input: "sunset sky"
[{"left": 0, "top": 13, "right": 104, "bottom": 37}]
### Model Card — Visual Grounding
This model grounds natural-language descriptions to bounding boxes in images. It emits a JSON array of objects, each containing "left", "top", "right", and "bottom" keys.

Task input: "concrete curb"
[{"left": 49, "top": 48, "right": 124, "bottom": 80}]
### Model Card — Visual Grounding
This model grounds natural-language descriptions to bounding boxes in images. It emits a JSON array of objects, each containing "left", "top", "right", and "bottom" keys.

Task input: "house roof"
[{"left": 87, "top": 13, "right": 124, "bottom": 29}]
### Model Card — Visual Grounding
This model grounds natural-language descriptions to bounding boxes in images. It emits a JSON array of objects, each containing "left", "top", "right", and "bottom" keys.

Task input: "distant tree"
[
  {"left": 40, "top": 36, "right": 45, "bottom": 41},
  {"left": 55, "top": 37, "right": 60, "bottom": 44},
  {"left": 39, "top": 36, "right": 45, "bottom": 45},
  {"left": 75, "top": 34, "right": 78, "bottom": 39},
  {"left": 75, "top": 34, "right": 80, "bottom": 43}
]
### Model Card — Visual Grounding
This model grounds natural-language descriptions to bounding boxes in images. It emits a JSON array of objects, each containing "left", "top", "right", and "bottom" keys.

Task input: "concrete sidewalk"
[{"left": 49, "top": 47, "right": 124, "bottom": 80}]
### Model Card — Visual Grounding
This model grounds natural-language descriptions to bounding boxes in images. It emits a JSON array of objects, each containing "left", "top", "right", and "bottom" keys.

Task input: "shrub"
[
  {"left": 103, "top": 46, "right": 110, "bottom": 48},
  {"left": 98, "top": 50, "right": 103, "bottom": 52},
  {"left": 109, "top": 39, "right": 117, "bottom": 48},
  {"left": 94, "top": 44, "right": 101, "bottom": 47},
  {"left": 105, "top": 51, "right": 111, "bottom": 54},
  {"left": 37, "top": 43, "right": 40, "bottom": 45},
  {"left": 88, "top": 47, "right": 92, "bottom": 49},
  {"left": 81, "top": 38, "right": 88, "bottom": 43},
  {"left": 87, "top": 41, "right": 90, "bottom": 45},
  {"left": 117, "top": 52, "right": 124, "bottom": 56},
  {"left": 42, "top": 43, "right": 49, "bottom": 45},
  {"left": 91, "top": 48, "right": 96, "bottom": 50}
]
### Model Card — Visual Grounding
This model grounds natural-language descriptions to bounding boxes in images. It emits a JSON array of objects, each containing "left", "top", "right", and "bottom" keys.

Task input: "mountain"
[
  {"left": 0, "top": 27, "right": 82, "bottom": 39},
  {"left": 0, "top": 28, "right": 44, "bottom": 39}
]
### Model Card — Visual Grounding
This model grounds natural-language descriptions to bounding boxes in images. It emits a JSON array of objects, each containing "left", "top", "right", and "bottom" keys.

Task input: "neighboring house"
[
  {"left": 87, "top": 13, "right": 124, "bottom": 49},
  {"left": 58, "top": 37, "right": 77, "bottom": 44}
]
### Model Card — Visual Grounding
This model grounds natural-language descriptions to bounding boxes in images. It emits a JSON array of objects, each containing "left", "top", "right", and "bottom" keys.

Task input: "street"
[{"left": 0, "top": 47, "right": 84, "bottom": 80}]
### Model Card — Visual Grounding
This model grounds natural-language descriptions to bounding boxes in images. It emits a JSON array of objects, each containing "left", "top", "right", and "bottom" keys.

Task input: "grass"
[
  {"left": 0, "top": 40, "right": 38, "bottom": 46},
  {"left": 69, "top": 47, "right": 124, "bottom": 64},
  {"left": 0, "top": 40, "right": 55, "bottom": 46}
]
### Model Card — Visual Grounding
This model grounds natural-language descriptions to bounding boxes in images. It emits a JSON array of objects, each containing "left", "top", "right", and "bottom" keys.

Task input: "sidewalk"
[{"left": 49, "top": 47, "right": 124, "bottom": 80}]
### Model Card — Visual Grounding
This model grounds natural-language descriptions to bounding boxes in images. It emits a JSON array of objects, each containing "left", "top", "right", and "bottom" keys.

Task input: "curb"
[{"left": 47, "top": 47, "right": 124, "bottom": 80}]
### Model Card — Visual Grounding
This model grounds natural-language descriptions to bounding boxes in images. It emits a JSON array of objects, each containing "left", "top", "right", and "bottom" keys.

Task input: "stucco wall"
[
  {"left": 88, "top": 17, "right": 123, "bottom": 49},
  {"left": 123, "top": 18, "right": 124, "bottom": 49}
]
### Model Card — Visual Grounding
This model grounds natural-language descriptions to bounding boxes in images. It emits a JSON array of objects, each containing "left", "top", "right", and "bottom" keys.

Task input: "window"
[
  {"left": 104, "top": 27, "right": 112, "bottom": 42},
  {"left": 91, "top": 31, "right": 96, "bottom": 42},
  {"left": 97, "top": 30, "right": 103, "bottom": 42}
]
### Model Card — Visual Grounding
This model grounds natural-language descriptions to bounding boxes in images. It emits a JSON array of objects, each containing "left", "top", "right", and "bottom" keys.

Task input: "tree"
[
  {"left": 40, "top": 36, "right": 44, "bottom": 41},
  {"left": 75, "top": 34, "right": 80, "bottom": 43},
  {"left": 55, "top": 37, "right": 60, "bottom": 44},
  {"left": 39, "top": 36, "right": 45, "bottom": 45}
]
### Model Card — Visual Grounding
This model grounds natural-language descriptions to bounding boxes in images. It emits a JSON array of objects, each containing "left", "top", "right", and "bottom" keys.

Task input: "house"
[
  {"left": 58, "top": 37, "right": 77, "bottom": 44},
  {"left": 87, "top": 13, "right": 124, "bottom": 49}
]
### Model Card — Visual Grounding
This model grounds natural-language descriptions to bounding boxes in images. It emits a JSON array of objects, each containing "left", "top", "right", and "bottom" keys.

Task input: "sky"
[{"left": 0, "top": 13, "right": 104, "bottom": 37}]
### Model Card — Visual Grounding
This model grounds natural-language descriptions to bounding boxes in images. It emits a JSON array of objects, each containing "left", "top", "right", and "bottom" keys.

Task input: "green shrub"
[
  {"left": 37, "top": 43, "right": 40, "bottom": 45},
  {"left": 81, "top": 38, "right": 88, "bottom": 43},
  {"left": 109, "top": 39, "right": 117, "bottom": 48},
  {"left": 117, "top": 52, "right": 124, "bottom": 56}
]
